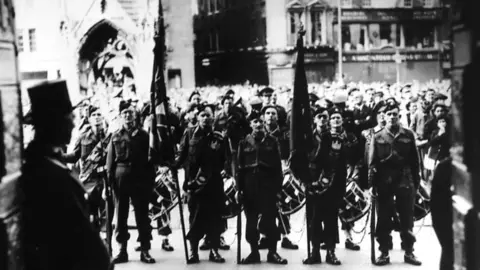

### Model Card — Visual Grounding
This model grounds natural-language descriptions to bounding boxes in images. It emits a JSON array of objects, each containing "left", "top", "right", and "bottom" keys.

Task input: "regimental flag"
[
  {"left": 289, "top": 29, "right": 313, "bottom": 185},
  {"left": 148, "top": 4, "right": 175, "bottom": 165}
]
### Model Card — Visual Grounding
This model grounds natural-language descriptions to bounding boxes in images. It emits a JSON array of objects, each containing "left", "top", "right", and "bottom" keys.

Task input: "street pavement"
[{"left": 112, "top": 205, "right": 440, "bottom": 270}]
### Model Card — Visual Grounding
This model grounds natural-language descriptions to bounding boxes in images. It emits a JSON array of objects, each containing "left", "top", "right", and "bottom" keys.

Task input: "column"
[{"left": 321, "top": 10, "right": 327, "bottom": 45}]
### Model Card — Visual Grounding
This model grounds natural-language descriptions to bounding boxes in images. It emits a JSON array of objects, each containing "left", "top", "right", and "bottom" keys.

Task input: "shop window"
[
  {"left": 28, "top": 29, "right": 36, "bottom": 52},
  {"left": 16, "top": 30, "right": 23, "bottom": 52},
  {"left": 404, "top": 23, "right": 436, "bottom": 49},
  {"left": 362, "top": 0, "right": 371, "bottom": 7},
  {"left": 310, "top": 11, "right": 322, "bottom": 45},
  {"left": 341, "top": 0, "right": 352, "bottom": 7},
  {"left": 288, "top": 11, "right": 303, "bottom": 46},
  {"left": 403, "top": 0, "right": 412, "bottom": 7}
]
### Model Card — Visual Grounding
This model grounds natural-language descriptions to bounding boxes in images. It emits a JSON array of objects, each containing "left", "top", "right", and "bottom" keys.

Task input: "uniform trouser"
[
  {"left": 376, "top": 185, "right": 416, "bottom": 253},
  {"left": 306, "top": 195, "right": 340, "bottom": 249},
  {"left": 84, "top": 180, "right": 104, "bottom": 228},
  {"left": 114, "top": 166, "right": 153, "bottom": 250},
  {"left": 244, "top": 194, "right": 281, "bottom": 250},
  {"left": 186, "top": 195, "right": 223, "bottom": 248}
]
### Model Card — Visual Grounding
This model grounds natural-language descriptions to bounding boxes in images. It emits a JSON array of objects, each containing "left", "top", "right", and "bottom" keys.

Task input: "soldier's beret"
[
  {"left": 385, "top": 97, "right": 398, "bottom": 106},
  {"left": 309, "top": 93, "right": 319, "bottom": 102},
  {"left": 328, "top": 106, "right": 344, "bottom": 118},
  {"left": 247, "top": 110, "right": 261, "bottom": 122},
  {"left": 225, "top": 89, "right": 235, "bottom": 96},
  {"left": 188, "top": 91, "right": 201, "bottom": 102},
  {"left": 88, "top": 106, "right": 101, "bottom": 117},
  {"left": 185, "top": 103, "right": 198, "bottom": 113},
  {"left": 313, "top": 107, "right": 329, "bottom": 118},
  {"left": 27, "top": 80, "right": 73, "bottom": 123},
  {"left": 258, "top": 87, "right": 274, "bottom": 96},
  {"left": 376, "top": 105, "right": 388, "bottom": 114},
  {"left": 221, "top": 94, "right": 234, "bottom": 105},
  {"left": 261, "top": 105, "right": 278, "bottom": 115},
  {"left": 434, "top": 92, "right": 448, "bottom": 101},
  {"left": 119, "top": 100, "right": 132, "bottom": 113},
  {"left": 384, "top": 103, "right": 399, "bottom": 112},
  {"left": 197, "top": 103, "right": 216, "bottom": 115}
]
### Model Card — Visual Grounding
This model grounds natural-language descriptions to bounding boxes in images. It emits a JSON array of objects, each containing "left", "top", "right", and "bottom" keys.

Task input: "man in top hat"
[
  {"left": 21, "top": 80, "right": 112, "bottom": 270},
  {"left": 62, "top": 105, "right": 108, "bottom": 230},
  {"left": 237, "top": 110, "right": 288, "bottom": 265},
  {"left": 368, "top": 103, "right": 422, "bottom": 266},
  {"left": 106, "top": 100, "right": 156, "bottom": 264}
]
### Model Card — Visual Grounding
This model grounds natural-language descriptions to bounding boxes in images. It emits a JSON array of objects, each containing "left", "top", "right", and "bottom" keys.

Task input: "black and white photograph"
[{"left": 0, "top": 0, "right": 476, "bottom": 269}]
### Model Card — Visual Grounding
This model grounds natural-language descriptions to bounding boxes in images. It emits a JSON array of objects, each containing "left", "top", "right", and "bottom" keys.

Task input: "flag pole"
[{"left": 151, "top": 0, "right": 189, "bottom": 263}]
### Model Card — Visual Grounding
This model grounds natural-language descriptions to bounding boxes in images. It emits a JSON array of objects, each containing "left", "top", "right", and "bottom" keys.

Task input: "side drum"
[
  {"left": 414, "top": 181, "right": 431, "bottom": 222},
  {"left": 223, "top": 177, "right": 242, "bottom": 219},
  {"left": 339, "top": 180, "right": 371, "bottom": 224},
  {"left": 278, "top": 169, "right": 306, "bottom": 215},
  {"left": 149, "top": 168, "right": 179, "bottom": 224}
]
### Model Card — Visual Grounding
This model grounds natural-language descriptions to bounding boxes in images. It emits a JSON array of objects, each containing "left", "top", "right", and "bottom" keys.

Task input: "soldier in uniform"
[
  {"left": 368, "top": 103, "right": 422, "bottom": 266},
  {"left": 22, "top": 80, "right": 112, "bottom": 270},
  {"left": 106, "top": 100, "right": 156, "bottom": 264},
  {"left": 174, "top": 104, "right": 227, "bottom": 264},
  {"left": 257, "top": 105, "right": 298, "bottom": 250},
  {"left": 303, "top": 107, "right": 358, "bottom": 265},
  {"left": 257, "top": 87, "right": 287, "bottom": 128},
  {"left": 62, "top": 106, "right": 107, "bottom": 230},
  {"left": 237, "top": 111, "right": 288, "bottom": 265}
]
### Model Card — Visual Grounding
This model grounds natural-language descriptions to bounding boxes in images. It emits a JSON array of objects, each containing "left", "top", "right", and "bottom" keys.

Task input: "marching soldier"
[
  {"left": 175, "top": 104, "right": 227, "bottom": 264},
  {"left": 22, "top": 80, "right": 112, "bottom": 270},
  {"left": 106, "top": 100, "right": 156, "bottom": 264},
  {"left": 368, "top": 103, "right": 422, "bottom": 266},
  {"left": 303, "top": 107, "right": 358, "bottom": 265},
  {"left": 62, "top": 106, "right": 107, "bottom": 230},
  {"left": 258, "top": 105, "right": 298, "bottom": 250},
  {"left": 256, "top": 87, "right": 287, "bottom": 128},
  {"left": 237, "top": 111, "right": 288, "bottom": 265}
]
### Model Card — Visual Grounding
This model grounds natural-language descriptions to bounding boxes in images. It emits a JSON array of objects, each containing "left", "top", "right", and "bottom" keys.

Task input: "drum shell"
[
  {"left": 339, "top": 180, "right": 371, "bottom": 224},
  {"left": 278, "top": 169, "right": 306, "bottom": 215}
]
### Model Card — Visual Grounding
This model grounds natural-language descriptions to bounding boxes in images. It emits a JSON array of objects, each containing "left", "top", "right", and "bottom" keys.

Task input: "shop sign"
[
  {"left": 342, "top": 51, "right": 440, "bottom": 62},
  {"left": 334, "top": 9, "right": 442, "bottom": 23}
]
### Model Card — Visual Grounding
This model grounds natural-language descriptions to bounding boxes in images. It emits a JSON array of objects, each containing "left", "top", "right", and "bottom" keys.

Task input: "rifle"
[
  {"left": 79, "top": 133, "right": 112, "bottom": 183},
  {"left": 228, "top": 138, "right": 242, "bottom": 264},
  {"left": 102, "top": 175, "right": 113, "bottom": 255}
]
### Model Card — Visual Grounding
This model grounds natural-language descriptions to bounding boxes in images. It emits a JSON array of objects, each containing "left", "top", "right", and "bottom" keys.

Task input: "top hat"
[{"left": 27, "top": 80, "right": 73, "bottom": 123}]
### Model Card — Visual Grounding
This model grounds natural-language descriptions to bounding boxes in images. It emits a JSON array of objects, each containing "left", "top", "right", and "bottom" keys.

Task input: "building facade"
[
  {"left": 194, "top": 0, "right": 449, "bottom": 86},
  {"left": 14, "top": 0, "right": 195, "bottom": 105}
]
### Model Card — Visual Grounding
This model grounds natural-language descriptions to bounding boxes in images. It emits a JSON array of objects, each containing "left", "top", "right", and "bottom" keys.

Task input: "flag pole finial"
[{"left": 298, "top": 24, "right": 306, "bottom": 37}]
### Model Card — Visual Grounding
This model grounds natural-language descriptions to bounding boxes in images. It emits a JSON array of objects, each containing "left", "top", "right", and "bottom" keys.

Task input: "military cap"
[
  {"left": 27, "top": 80, "right": 73, "bottom": 123},
  {"left": 313, "top": 107, "right": 329, "bottom": 118},
  {"left": 188, "top": 90, "right": 201, "bottom": 102},
  {"left": 385, "top": 97, "right": 398, "bottom": 106},
  {"left": 432, "top": 103, "right": 448, "bottom": 112},
  {"left": 309, "top": 93, "right": 320, "bottom": 102},
  {"left": 119, "top": 100, "right": 132, "bottom": 113},
  {"left": 376, "top": 104, "right": 388, "bottom": 114},
  {"left": 434, "top": 92, "right": 448, "bottom": 101},
  {"left": 328, "top": 106, "right": 344, "bottom": 118},
  {"left": 88, "top": 106, "right": 101, "bottom": 117},
  {"left": 261, "top": 105, "right": 278, "bottom": 115},
  {"left": 247, "top": 110, "right": 262, "bottom": 122},
  {"left": 384, "top": 102, "right": 400, "bottom": 112},
  {"left": 348, "top": 88, "right": 360, "bottom": 96},
  {"left": 225, "top": 89, "right": 235, "bottom": 96},
  {"left": 258, "top": 87, "right": 275, "bottom": 96},
  {"left": 197, "top": 103, "right": 216, "bottom": 115},
  {"left": 221, "top": 94, "right": 234, "bottom": 105},
  {"left": 374, "top": 89, "right": 384, "bottom": 97}
]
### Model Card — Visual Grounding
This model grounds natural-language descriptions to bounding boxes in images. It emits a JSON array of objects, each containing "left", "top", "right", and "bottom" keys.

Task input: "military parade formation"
[{"left": 20, "top": 69, "right": 451, "bottom": 269}]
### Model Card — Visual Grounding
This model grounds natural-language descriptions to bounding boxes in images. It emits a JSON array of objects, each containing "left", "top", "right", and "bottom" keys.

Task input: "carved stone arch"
[
  {"left": 307, "top": 0, "right": 330, "bottom": 10},
  {"left": 76, "top": 19, "right": 138, "bottom": 93}
]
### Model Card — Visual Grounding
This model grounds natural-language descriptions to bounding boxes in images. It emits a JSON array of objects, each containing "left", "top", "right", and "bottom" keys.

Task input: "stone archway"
[{"left": 76, "top": 19, "right": 138, "bottom": 96}]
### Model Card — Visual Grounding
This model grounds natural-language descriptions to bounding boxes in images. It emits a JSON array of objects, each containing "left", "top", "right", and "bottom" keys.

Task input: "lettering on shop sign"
[
  {"left": 334, "top": 9, "right": 441, "bottom": 22},
  {"left": 342, "top": 52, "right": 439, "bottom": 62}
]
